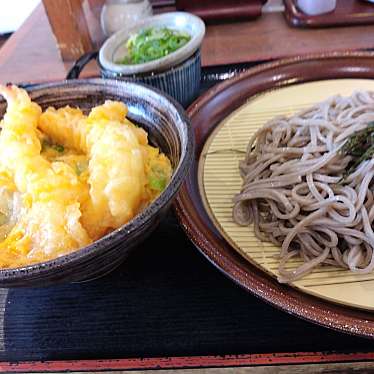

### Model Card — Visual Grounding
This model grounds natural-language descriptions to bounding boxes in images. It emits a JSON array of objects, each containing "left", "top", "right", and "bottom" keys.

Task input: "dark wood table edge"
[{"left": 1, "top": 351, "right": 374, "bottom": 372}]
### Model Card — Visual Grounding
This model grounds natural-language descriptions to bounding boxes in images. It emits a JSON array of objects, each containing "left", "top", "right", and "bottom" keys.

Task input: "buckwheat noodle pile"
[{"left": 233, "top": 91, "right": 374, "bottom": 283}]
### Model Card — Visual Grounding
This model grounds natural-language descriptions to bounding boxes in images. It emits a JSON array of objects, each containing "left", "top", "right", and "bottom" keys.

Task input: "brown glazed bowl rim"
[
  {"left": 0, "top": 78, "right": 194, "bottom": 282},
  {"left": 174, "top": 51, "right": 374, "bottom": 338}
]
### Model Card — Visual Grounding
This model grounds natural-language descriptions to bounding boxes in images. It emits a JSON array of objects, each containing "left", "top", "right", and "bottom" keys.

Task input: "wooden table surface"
[{"left": 2, "top": 3, "right": 374, "bottom": 85}]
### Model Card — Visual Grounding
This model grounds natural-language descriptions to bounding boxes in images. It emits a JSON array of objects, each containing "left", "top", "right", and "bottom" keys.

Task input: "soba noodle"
[{"left": 233, "top": 91, "right": 374, "bottom": 283}]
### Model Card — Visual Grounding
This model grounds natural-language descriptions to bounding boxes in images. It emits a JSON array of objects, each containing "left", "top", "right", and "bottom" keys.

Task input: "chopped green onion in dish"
[
  {"left": 148, "top": 175, "right": 167, "bottom": 191},
  {"left": 53, "top": 144, "right": 65, "bottom": 153},
  {"left": 340, "top": 121, "right": 374, "bottom": 179},
  {"left": 41, "top": 138, "right": 65, "bottom": 154},
  {"left": 119, "top": 27, "right": 191, "bottom": 65},
  {"left": 148, "top": 165, "right": 168, "bottom": 192}
]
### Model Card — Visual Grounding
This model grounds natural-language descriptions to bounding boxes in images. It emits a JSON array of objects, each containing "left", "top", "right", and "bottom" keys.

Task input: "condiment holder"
[{"left": 68, "top": 12, "right": 205, "bottom": 107}]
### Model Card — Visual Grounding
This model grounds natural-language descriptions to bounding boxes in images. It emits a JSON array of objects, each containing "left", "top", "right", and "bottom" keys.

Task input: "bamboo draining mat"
[{"left": 199, "top": 79, "right": 374, "bottom": 310}]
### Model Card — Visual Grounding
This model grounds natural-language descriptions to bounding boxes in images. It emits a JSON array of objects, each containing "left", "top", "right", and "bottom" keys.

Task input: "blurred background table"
[
  {"left": 2, "top": 3, "right": 374, "bottom": 84},
  {"left": 1, "top": 2, "right": 374, "bottom": 373}
]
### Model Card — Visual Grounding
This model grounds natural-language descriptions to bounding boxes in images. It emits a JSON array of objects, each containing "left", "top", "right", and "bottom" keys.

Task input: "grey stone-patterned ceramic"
[
  {"left": 99, "top": 50, "right": 201, "bottom": 107},
  {"left": 97, "top": 11, "right": 205, "bottom": 106},
  {"left": 0, "top": 78, "right": 193, "bottom": 287},
  {"left": 99, "top": 12, "right": 205, "bottom": 75}
]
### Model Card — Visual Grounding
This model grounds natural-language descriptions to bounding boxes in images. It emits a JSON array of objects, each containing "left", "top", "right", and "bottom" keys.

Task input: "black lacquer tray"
[{"left": 3, "top": 64, "right": 374, "bottom": 370}]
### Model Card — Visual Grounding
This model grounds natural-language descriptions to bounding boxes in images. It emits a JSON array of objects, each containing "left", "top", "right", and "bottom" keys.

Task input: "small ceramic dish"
[
  {"left": 99, "top": 12, "right": 205, "bottom": 75},
  {"left": 67, "top": 12, "right": 205, "bottom": 106},
  {"left": 98, "top": 50, "right": 201, "bottom": 108},
  {"left": 0, "top": 78, "right": 194, "bottom": 287}
]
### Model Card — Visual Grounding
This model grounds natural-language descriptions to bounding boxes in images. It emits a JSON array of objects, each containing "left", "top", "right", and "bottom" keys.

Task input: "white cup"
[
  {"left": 100, "top": 0, "right": 153, "bottom": 37},
  {"left": 297, "top": 0, "right": 336, "bottom": 15}
]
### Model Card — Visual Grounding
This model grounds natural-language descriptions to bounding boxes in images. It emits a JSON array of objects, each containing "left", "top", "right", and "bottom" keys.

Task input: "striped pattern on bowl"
[{"left": 99, "top": 50, "right": 201, "bottom": 107}]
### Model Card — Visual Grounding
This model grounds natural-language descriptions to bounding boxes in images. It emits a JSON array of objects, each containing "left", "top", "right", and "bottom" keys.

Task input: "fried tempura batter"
[
  {"left": 0, "top": 85, "right": 171, "bottom": 267},
  {"left": 0, "top": 85, "right": 90, "bottom": 267},
  {"left": 40, "top": 101, "right": 146, "bottom": 239}
]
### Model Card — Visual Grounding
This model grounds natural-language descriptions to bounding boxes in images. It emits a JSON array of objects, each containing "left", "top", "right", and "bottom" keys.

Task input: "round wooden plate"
[
  {"left": 174, "top": 51, "right": 374, "bottom": 338},
  {"left": 200, "top": 78, "right": 374, "bottom": 311}
]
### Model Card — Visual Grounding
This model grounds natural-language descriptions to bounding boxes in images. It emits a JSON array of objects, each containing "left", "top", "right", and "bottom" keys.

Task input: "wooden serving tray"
[
  {"left": 201, "top": 78, "right": 374, "bottom": 311},
  {"left": 175, "top": 51, "right": 374, "bottom": 339},
  {"left": 284, "top": 0, "right": 374, "bottom": 28}
]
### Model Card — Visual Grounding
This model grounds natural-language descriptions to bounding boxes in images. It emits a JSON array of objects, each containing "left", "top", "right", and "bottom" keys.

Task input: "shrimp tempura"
[
  {"left": 0, "top": 85, "right": 91, "bottom": 267},
  {"left": 39, "top": 101, "right": 147, "bottom": 239}
]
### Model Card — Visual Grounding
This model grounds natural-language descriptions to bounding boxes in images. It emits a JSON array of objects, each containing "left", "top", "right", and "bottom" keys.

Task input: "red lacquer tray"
[
  {"left": 284, "top": 0, "right": 374, "bottom": 28},
  {"left": 174, "top": 51, "right": 374, "bottom": 339}
]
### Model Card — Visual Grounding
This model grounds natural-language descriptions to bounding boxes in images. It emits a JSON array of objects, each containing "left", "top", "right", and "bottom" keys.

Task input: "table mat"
[
  {"left": 2, "top": 66, "right": 374, "bottom": 363},
  {"left": 1, "top": 211, "right": 373, "bottom": 362}
]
